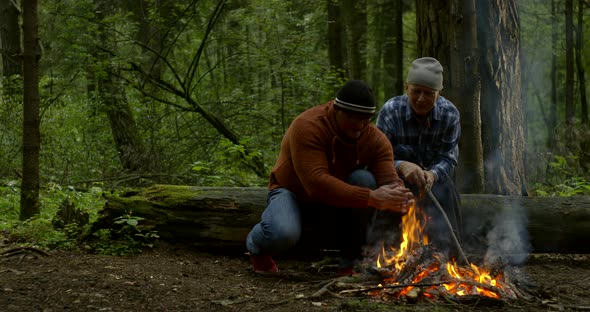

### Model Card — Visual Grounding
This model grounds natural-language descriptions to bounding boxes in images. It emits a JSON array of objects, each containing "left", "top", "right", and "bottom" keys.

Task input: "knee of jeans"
[
  {"left": 272, "top": 222, "right": 301, "bottom": 247},
  {"left": 346, "top": 169, "right": 377, "bottom": 189}
]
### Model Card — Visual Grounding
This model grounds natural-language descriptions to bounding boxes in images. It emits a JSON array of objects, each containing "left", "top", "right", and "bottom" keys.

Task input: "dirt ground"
[{"left": 1, "top": 242, "right": 589, "bottom": 312}]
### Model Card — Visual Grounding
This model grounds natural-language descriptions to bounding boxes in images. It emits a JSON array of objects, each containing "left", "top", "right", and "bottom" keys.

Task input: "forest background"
[{"left": 0, "top": 0, "right": 589, "bottom": 249}]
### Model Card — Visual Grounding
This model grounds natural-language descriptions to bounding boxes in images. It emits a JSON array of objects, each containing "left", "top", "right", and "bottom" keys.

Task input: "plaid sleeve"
[{"left": 429, "top": 99, "right": 460, "bottom": 181}]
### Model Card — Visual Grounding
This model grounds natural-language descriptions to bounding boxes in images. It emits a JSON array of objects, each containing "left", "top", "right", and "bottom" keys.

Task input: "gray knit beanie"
[{"left": 407, "top": 57, "right": 443, "bottom": 91}]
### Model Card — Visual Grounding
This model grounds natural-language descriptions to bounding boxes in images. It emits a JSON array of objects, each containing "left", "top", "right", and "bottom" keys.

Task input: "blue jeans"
[{"left": 246, "top": 169, "right": 377, "bottom": 261}]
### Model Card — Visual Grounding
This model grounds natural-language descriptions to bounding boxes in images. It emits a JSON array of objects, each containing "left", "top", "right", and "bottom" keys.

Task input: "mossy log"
[{"left": 92, "top": 185, "right": 590, "bottom": 254}]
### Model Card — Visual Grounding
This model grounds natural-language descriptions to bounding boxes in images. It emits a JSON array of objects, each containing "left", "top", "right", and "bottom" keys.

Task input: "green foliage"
[
  {"left": 91, "top": 211, "right": 159, "bottom": 256},
  {"left": 187, "top": 137, "right": 266, "bottom": 186},
  {"left": 0, "top": 181, "right": 161, "bottom": 256},
  {"left": 91, "top": 229, "right": 142, "bottom": 257},
  {"left": 528, "top": 118, "right": 590, "bottom": 195},
  {"left": 8, "top": 218, "right": 77, "bottom": 250},
  {"left": 532, "top": 155, "right": 590, "bottom": 196},
  {"left": 0, "top": 183, "right": 103, "bottom": 249},
  {"left": 0, "top": 181, "right": 20, "bottom": 226},
  {"left": 0, "top": 76, "right": 23, "bottom": 179}
]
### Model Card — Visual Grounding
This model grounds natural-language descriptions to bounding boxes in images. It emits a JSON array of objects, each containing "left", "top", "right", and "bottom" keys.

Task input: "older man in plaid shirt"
[{"left": 376, "top": 57, "right": 462, "bottom": 256}]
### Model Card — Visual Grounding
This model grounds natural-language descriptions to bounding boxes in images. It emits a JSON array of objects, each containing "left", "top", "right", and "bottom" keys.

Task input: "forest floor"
[{"left": 1, "top": 241, "right": 589, "bottom": 312}]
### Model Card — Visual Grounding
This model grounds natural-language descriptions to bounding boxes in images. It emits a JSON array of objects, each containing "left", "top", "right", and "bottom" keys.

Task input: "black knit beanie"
[{"left": 334, "top": 80, "right": 376, "bottom": 115}]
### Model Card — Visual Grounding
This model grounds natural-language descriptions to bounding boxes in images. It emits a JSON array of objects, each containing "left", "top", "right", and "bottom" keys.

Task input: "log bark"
[{"left": 92, "top": 185, "right": 590, "bottom": 254}]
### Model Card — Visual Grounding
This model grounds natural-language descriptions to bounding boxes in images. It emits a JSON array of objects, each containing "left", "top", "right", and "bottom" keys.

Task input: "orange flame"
[
  {"left": 374, "top": 200, "right": 509, "bottom": 300},
  {"left": 444, "top": 260, "right": 501, "bottom": 298},
  {"left": 376, "top": 200, "right": 427, "bottom": 271}
]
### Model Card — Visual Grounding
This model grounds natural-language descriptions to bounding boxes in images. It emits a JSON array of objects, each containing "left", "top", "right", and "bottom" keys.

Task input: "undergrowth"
[
  {"left": 0, "top": 181, "right": 157, "bottom": 256},
  {"left": 532, "top": 155, "right": 590, "bottom": 196}
]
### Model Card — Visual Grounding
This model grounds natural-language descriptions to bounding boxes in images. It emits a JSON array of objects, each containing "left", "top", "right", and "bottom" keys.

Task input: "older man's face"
[{"left": 406, "top": 84, "right": 439, "bottom": 116}]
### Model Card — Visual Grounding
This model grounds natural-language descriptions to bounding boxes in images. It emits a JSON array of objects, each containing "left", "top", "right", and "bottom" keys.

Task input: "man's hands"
[
  {"left": 398, "top": 162, "right": 436, "bottom": 190},
  {"left": 368, "top": 184, "right": 414, "bottom": 214}
]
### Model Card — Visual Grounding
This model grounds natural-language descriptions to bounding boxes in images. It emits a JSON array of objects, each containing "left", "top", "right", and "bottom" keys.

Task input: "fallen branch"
[
  {"left": 547, "top": 304, "right": 590, "bottom": 311},
  {"left": 0, "top": 246, "right": 51, "bottom": 258},
  {"left": 338, "top": 282, "right": 446, "bottom": 295},
  {"left": 311, "top": 278, "right": 340, "bottom": 298}
]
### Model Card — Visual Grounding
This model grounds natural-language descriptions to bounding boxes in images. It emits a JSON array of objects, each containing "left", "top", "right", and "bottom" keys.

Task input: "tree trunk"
[
  {"left": 415, "top": 0, "right": 452, "bottom": 67},
  {"left": 576, "top": 0, "right": 587, "bottom": 125},
  {"left": 327, "top": 0, "right": 345, "bottom": 79},
  {"left": 121, "top": 0, "right": 171, "bottom": 174},
  {"left": 448, "top": 0, "right": 483, "bottom": 193},
  {"left": 564, "top": 0, "right": 575, "bottom": 126},
  {"left": 549, "top": 0, "right": 558, "bottom": 145},
  {"left": 477, "top": 0, "right": 527, "bottom": 195},
  {"left": 0, "top": 0, "right": 21, "bottom": 77},
  {"left": 382, "top": 0, "right": 404, "bottom": 99},
  {"left": 94, "top": 0, "right": 152, "bottom": 174},
  {"left": 416, "top": 0, "right": 484, "bottom": 193},
  {"left": 20, "top": 0, "right": 41, "bottom": 220},
  {"left": 367, "top": 1, "right": 383, "bottom": 100},
  {"left": 341, "top": 0, "right": 366, "bottom": 80},
  {"left": 92, "top": 185, "right": 590, "bottom": 254}
]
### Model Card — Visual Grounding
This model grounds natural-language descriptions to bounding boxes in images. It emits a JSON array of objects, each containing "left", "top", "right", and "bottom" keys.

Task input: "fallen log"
[{"left": 91, "top": 185, "right": 590, "bottom": 254}]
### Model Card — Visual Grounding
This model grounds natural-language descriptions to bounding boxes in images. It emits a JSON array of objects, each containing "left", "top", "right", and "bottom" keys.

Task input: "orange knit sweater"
[{"left": 268, "top": 100, "right": 403, "bottom": 208}]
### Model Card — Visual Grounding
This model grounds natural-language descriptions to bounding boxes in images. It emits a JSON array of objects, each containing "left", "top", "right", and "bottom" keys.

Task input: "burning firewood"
[{"left": 357, "top": 198, "right": 529, "bottom": 303}]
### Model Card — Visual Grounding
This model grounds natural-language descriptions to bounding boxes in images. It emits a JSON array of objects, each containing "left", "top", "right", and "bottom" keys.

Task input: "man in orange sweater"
[{"left": 246, "top": 80, "right": 414, "bottom": 274}]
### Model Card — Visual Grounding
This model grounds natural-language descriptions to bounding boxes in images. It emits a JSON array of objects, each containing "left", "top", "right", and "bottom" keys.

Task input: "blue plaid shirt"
[{"left": 376, "top": 94, "right": 461, "bottom": 182}]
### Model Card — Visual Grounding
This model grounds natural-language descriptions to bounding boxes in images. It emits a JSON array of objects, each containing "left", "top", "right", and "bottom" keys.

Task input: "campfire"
[{"left": 362, "top": 200, "right": 525, "bottom": 303}]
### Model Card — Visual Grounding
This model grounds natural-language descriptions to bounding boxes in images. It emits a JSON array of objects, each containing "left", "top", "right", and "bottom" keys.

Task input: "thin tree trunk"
[
  {"left": 382, "top": 0, "right": 403, "bottom": 98},
  {"left": 565, "top": 0, "right": 575, "bottom": 126},
  {"left": 549, "top": 0, "right": 558, "bottom": 142},
  {"left": 0, "top": 0, "right": 22, "bottom": 77},
  {"left": 368, "top": 1, "right": 383, "bottom": 100},
  {"left": 448, "top": 0, "right": 484, "bottom": 193},
  {"left": 123, "top": 0, "right": 168, "bottom": 173},
  {"left": 21, "top": 0, "right": 41, "bottom": 220},
  {"left": 576, "top": 0, "right": 587, "bottom": 125},
  {"left": 478, "top": 0, "right": 527, "bottom": 195},
  {"left": 327, "top": 0, "right": 345, "bottom": 79},
  {"left": 95, "top": 0, "right": 151, "bottom": 174},
  {"left": 341, "top": 0, "right": 366, "bottom": 80}
]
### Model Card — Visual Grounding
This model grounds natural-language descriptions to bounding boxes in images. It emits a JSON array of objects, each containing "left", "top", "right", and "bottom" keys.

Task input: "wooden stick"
[
  {"left": 338, "top": 282, "right": 446, "bottom": 295},
  {"left": 311, "top": 279, "right": 339, "bottom": 298},
  {"left": 425, "top": 187, "right": 470, "bottom": 267}
]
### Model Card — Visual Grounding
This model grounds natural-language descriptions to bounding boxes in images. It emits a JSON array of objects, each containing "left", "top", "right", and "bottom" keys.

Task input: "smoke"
[
  {"left": 362, "top": 210, "right": 402, "bottom": 261},
  {"left": 483, "top": 202, "right": 531, "bottom": 266}
]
